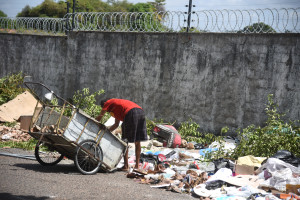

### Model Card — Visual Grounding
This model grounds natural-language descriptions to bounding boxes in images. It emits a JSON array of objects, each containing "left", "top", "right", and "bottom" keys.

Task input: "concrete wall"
[{"left": 0, "top": 32, "right": 299, "bottom": 134}]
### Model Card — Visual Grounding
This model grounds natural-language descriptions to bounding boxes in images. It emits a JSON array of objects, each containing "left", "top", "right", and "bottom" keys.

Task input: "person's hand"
[
  {"left": 96, "top": 115, "right": 102, "bottom": 122},
  {"left": 96, "top": 110, "right": 105, "bottom": 122}
]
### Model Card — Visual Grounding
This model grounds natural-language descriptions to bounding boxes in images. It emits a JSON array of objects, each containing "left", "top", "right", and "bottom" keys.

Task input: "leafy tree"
[
  {"left": 0, "top": 10, "right": 7, "bottom": 17},
  {"left": 17, "top": 0, "right": 67, "bottom": 18},
  {"left": 18, "top": 5, "right": 31, "bottom": 17},
  {"left": 17, "top": 0, "right": 141, "bottom": 17},
  {"left": 106, "top": 0, "right": 133, "bottom": 12},
  {"left": 240, "top": 22, "right": 276, "bottom": 33},
  {"left": 0, "top": 72, "right": 25, "bottom": 105},
  {"left": 149, "top": 0, "right": 166, "bottom": 12},
  {"left": 129, "top": 3, "right": 154, "bottom": 12},
  {"left": 73, "top": 0, "right": 110, "bottom": 12},
  {"left": 16, "top": 0, "right": 166, "bottom": 17},
  {"left": 128, "top": 3, "right": 170, "bottom": 31},
  {"left": 15, "top": 0, "right": 168, "bottom": 32}
]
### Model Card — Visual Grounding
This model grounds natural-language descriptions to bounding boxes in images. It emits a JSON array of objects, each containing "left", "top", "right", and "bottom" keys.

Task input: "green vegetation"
[
  {"left": 2, "top": 121, "right": 17, "bottom": 127},
  {"left": 0, "top": 10, "right": 7, "bottom": 17},
  {"left": 16, "top": 0, "right": 166, "bottom": 18},
  {"left": 0, "top": 138, "right": 37, "bottom": 150},
  {"left": 50, "top": 87, "right": 110, "bottom": 123},
  {"left": 72, "top": 88, "right": 104, "bottom": 118},
  {"left": 0, "top": 72, "right": 25, "bottom": 105},
  {"left": 17, "top": 1, "right": 67, "bottom": 18},
  {"left": 146, "top": 118, "right": 167, "bottom": 136},
  {"left": 240, "top": 22, "right": 276, "bottom": 33},
  {"left": 178, "top": 118, "right": 221, "bottom": 145},
  {"left": 231, "top": 94, "right": 300, "bottom": 158},
  {"left": 178, "top": 118, "right": 202, "bottom": 143},
  {"left": 11, "top": 0, "right": 168, "bottom": 33}
]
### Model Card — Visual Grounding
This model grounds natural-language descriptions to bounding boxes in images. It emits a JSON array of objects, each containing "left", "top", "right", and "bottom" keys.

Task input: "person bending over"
[{"left": 96, "top": 98, "right": 148, "bottom": 170}]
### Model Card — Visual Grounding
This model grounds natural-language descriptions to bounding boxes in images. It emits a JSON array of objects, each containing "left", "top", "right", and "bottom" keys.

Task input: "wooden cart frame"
[{"left": 24, "top": 82, "right": 127, "bottom": 175}]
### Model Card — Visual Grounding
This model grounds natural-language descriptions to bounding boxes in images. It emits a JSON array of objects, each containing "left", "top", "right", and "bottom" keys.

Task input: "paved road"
[{"left": 0, "top": 148, "right": 197, "bottom": 200}]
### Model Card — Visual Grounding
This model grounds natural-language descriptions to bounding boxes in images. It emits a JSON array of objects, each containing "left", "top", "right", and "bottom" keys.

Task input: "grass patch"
[{"left": 0, "top": 138, "right": 37, "bottom": 151}]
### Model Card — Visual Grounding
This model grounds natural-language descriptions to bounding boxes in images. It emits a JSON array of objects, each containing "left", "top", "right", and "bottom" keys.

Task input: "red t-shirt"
[{"left": 102, "top": 99, "right": 142, "bottom": 121}]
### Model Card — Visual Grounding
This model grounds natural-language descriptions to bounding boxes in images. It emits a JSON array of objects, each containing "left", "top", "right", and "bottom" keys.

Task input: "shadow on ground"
[
  {"left": 14, "top": 163, "right": 78, "bottom": 174},
  {"left": 0, "top": 193, "right": 53, "bottom": 200},
  {"left": 14, "top": 162, "right": 109, "bottom": 175}
]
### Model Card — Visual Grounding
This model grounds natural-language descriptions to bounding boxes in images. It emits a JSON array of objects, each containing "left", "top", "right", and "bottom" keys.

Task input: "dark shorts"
[{"left": 121, "top": 108, "right": 148, "bottom": 143}]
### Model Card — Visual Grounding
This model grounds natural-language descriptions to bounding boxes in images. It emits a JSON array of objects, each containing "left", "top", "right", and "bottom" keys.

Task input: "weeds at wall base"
[{"left": 0, "top": 138, "right": 37, "bottom": 151}]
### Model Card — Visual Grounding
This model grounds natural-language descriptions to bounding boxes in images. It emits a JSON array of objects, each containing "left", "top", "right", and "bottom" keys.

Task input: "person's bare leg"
[
  {"left": 134, "top": 141, "right": 141, "bottom": 169},
  {"left": 123, "top": 148, "right": 129, "bottom": 170}
]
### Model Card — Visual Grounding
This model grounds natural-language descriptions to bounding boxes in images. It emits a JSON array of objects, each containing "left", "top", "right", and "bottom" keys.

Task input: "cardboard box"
[
  {"left": 286, "top": 184, "right": 300, "bottom": 195},
  {"left": 235, "top": 162, "right": 255, "bottom": 175},
  {"left": 19, "top": 115, "right": 33, "bottom": 131}
]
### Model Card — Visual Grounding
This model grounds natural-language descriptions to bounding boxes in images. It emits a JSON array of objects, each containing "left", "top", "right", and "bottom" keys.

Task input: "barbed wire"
[
  {"left": 0, "top": 17, "right": 66, "bottom": 34},
  {"left": 0, "top": 8, "right": 299, "bottom": 34}
]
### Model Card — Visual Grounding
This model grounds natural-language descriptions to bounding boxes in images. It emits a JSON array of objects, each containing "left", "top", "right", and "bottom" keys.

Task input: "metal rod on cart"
[
  {"left": 95, "top": 129, "right": 103, "bottom": 143},
  {"left": 28, "top": 100, "right": 40, "bottom": 132},
  {"left": 24, "top": 82, "right": 74, "bottom": 107},
  {"left": 56, "top": 102, "right": 66, "bottom": 134},
  {"left": 75, "top": 119, "right": 90, "bottom": 143}
]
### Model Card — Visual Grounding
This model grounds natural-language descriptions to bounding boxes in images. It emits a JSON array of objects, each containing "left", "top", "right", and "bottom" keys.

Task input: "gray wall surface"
[{"left": 0, "top": 32, "right": 299, "bottom": 134}]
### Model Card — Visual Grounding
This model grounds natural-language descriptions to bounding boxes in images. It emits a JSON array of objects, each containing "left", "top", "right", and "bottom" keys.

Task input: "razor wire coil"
[{"left": 0, "top": 8, "right": 299, "bottom": 35}]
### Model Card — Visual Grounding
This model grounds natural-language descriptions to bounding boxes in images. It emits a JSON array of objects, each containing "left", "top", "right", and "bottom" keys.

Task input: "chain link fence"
[{"left": 0, "top": 8, "right": 299, "bottom": 35}]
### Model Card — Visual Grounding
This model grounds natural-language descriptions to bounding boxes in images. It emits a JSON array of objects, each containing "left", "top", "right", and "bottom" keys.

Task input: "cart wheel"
[
  {"left": 35, "top": 142, "right": 64, "bottom": 166},
  {"left": 75, "top": 140, "right": 103, "bottom": 175}
]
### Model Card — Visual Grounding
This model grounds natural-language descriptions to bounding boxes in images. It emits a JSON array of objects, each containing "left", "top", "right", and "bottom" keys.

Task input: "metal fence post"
[
  {"left": 65, "top": 1, "right": 70, "bottom": 34},
  {"left": 72, "top": 0, "right": 75, "bottom": 30},
  {"left": 186, "top": 0, "right": 193, "bottom": 32}
]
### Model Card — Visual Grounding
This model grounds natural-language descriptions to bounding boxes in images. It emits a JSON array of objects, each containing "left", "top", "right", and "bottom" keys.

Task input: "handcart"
[{"left": 24, "top": 82, "right": 127, "bottom": 175}]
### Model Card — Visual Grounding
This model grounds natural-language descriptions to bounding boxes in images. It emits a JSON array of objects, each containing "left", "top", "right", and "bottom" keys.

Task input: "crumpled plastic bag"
[
  {"left": 1, "top": 133, "right": 13, "bottom": 140},
  {"left": 259, "top": 167, "right": 300, "bottom": 192},
  {"left": 199, "top": 148, "right": 218, "bottom": 157},
  {"left": 215, "top": 196, "right": 247, "bottom": 200},
  {"left": 214, "top": 158, "right": 235, "bottom": 173},
  {"left": 271, "top": 150, "right": 300, "bottom": 167},
  {"left": 256, "top": 158, "right": 299, "bottom": 174},
  {"left": 193, "top": 183, "right": 223, "bottom": 198},
  {"left": 160, "top": 149, "right": 180, "bottom": 161},
  {"left": 209, "top": 138, "right": 236, "bottom": 154},
  {"left": 206, "top": 168, "right": 233, "bottom": 183},
  {"left": 162, "top": 168, "right": 176, "bottom": 179},
  {"left": 205, "top": 180, "right": 227, "bottom": 190},
  {"left": 225, "top": 185, "right": 267, "bottom": 198}
]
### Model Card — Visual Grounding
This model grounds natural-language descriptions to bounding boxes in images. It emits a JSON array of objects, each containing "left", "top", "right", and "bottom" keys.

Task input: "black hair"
[{"left": 100, "top": 98, "right": 111, "bottom": 107}]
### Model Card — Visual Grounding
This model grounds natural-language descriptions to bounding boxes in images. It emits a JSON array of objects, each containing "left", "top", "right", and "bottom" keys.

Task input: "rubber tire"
[
  {"left": 75, "top": 140, "right": 103, "bottom": 175},
  {"left": 35, "top": 142, "right": 64, "bottom": 166}
]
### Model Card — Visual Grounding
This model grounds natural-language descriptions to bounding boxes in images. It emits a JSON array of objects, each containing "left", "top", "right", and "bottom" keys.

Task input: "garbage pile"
[
  {"left": 121, "top": 125, "right": 300, "bottom": 200},
  {"left": 0, "top": 124, "right": 31, "bottom": 142}
]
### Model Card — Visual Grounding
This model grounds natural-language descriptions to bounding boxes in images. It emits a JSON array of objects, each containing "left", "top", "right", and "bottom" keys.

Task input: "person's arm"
[
  {"left": 96, "top": 109, "right": 106, "bottom": 122},
  {"left": 109, "top": 119, "right": 120, "bottom": 132}
]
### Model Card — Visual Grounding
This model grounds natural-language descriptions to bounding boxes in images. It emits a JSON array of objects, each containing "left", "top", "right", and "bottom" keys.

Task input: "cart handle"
[{"left": 24, "top": 81, "right": 75, "bottom": 108}]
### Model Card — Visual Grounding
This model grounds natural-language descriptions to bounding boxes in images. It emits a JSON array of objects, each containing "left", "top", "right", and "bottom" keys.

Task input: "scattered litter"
[
  {"left": 0, "top": 124, "right": 31, "bottom": 142},
  {"left": 116, "top": 125, "right": 300, "bottom": 199}
]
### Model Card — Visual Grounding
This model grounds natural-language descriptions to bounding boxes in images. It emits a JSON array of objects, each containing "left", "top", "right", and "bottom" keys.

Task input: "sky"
[{"left": 0, "top": 0, "right": 299, "bottom": 17}]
